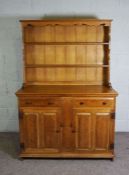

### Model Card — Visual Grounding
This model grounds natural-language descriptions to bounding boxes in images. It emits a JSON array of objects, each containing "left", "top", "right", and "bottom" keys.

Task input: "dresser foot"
[{"left": 110, "top": 157, "right": 114, "bottom": 161}]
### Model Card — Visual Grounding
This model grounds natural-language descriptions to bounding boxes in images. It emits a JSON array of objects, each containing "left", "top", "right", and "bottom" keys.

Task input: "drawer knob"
[
  {"left": 80, "top": 102, "right": 84, "bottom": 105},
  {"left": 103, "top": 102, "right": 107, "bottom": 105},
  {"left": 26, "top": 101, "right": 32, "bottom": 105},
  {"left": 27, "top": 24, "right": 33, "bottom": 27},
  {"left": 48, "top": 102, "right": 54, "bottom": 105}
]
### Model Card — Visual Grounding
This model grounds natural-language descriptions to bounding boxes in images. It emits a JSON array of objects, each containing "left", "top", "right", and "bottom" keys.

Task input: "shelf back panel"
[
  {"left": 25, "top": 67, "right": 108, "bottom": 85},
  {"left": 25, "top": 45, "right": 108, "bottom": 65},
  {"left": 24, "top": 25, "right": 109, "bottom": 43}
]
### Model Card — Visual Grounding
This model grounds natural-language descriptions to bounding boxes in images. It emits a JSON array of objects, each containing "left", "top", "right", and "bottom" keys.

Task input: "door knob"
[
  {"left": 56, "top": 130, "right": 60, "bottom": 133},
  {"left": 72, "top": 130, "right": 76, "bottom": 133},
  {"left": 60, "top": 124, "right": 64, "bottom": 127}
]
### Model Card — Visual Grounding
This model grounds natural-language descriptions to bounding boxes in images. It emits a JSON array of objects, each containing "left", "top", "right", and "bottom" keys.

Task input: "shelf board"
[
  {"left": 24, "top": 42, "right": 109, "bottom": 45},
  {"left": 25, "top": 64, "right": 109, "bottom": 68}
]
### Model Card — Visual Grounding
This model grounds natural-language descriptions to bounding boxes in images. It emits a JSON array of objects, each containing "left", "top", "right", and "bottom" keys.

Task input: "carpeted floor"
[{"left": 0, "top": 132, "right": 129, "bottom": 175}]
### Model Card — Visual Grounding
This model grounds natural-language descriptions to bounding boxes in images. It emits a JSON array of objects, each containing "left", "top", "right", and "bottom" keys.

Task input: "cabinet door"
[
  {"left": 73, "top": 109, "right": 93, "bottom": 151},
  {"left": 39, "top": 110, "right": 61, "bottom": 151},
  {"left": 94, "top": 112, "right": 114, "bottom": 151},
  {"left": 20, "top": 111, "right": 38, "bottom": 150},
  {"left": 20, "top": 109, "right": 62, "bottom": 152}
]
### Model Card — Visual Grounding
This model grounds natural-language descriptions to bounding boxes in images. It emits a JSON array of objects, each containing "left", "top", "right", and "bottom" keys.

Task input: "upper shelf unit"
[
  {"left": 23, "top": 20, "right": 111, "bottom": 43},
  {"left": 21, "top": 19, "right": 111, "bottom": 86}
]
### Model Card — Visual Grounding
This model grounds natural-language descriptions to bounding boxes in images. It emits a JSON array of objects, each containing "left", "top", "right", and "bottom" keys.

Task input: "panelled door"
[
  {"left": 72, "top": 109, "right": 115, "bottom": 152},
  {"left": 19, "top": 108, "right": 62, "bottom": 153},
  {"left": 72, "top": 109, "right": 93, "bottom": 151},
  {"left": 94, "top": 111, "right": 115, "bottom": 151}
]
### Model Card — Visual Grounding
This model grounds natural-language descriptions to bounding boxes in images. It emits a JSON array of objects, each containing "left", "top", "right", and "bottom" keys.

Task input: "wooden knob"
[
  {"left": 103, "top": 102, "right": 107, "bottom": 105},
  {"left": 27, "top": 24, "right": 33, "bottom": 27},
  {"left": 26, "top": 101, "right": 32, "bottom": 105},
  {"left": 60, "top": 124, "right": 64, "bottom": 127},
  {"left": 80, "top": 102, "right": 84, "bottom": 105},
  {"left": 48, "top": 102, "right": 54, "bottom": 105},
  {"left": 72, "top": 130, "right": 76, "bottom": 133},
  {"left": 56, "top": 130, "right": 60, "bottom": 133}
]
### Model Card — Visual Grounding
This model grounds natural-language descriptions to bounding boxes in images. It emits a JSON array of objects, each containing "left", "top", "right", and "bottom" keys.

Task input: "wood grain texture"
[{"left": 16, "top": 85, "right": 118, "bottom": 97}]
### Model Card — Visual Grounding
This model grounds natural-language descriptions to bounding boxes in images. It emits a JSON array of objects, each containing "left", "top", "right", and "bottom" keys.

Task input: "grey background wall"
[{"left": 0, "top": 0, "right": 129, "bottom": 131}]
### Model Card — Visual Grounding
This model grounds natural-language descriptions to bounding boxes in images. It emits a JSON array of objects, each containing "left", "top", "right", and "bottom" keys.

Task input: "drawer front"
[
  {"left": 72, "top": 98, "right": 114, "bottom": 108},
  {"left": 20, "top": 98, "right": 61, "bottom": 107}
]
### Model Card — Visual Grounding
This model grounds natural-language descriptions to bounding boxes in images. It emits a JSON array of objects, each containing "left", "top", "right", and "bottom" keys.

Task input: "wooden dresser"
[{"left": 16, "top": 19, "right": 118, "bottom": 159}]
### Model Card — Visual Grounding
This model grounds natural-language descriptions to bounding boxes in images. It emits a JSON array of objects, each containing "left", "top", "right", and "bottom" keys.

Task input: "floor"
[{"left": 0, "top": 132, "right": 129, "bottom": 175}]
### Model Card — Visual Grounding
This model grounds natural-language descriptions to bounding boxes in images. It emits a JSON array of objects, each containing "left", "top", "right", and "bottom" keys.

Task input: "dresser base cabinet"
[{"left": 16, "top": 86, "right": 117, "bottom": 159}]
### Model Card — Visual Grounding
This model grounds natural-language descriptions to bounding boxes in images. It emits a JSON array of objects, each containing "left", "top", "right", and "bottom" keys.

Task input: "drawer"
[
  {"left": 72, "top": 98, "right": 114, "bottom": 108},
  {"left": 20, "top": 98, "right": 61, "bottom": 107}
]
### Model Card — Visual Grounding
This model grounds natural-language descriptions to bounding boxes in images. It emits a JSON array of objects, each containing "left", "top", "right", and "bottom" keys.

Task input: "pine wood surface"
[{"left": 16, "top": 85, "right": 118, "bottom": 96}]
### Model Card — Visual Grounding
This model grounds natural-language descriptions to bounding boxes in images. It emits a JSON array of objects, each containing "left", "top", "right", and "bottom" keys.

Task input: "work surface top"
[{"left": 16, "top": 85, "right": 118, "bottom": 97}]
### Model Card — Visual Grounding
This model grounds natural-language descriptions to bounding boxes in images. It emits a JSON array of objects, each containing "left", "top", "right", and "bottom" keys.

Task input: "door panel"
[
  {"left": 94, "top": 112, "right": 112, "bottom": 150},
  {"left": 75, "top": 112, "right": 92, "bottom": 150},
  {"left": 39, "top": 112, "right": 61, "bottom": 149},
  {"left": 23, "top": 112, "right": 38, "bottom": 149},
  {"left": 21, "top": 109, "right": 62, "bottom": 152},
  {"left": 73, "top": 110, "right": 93, "bottom": 151}
]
